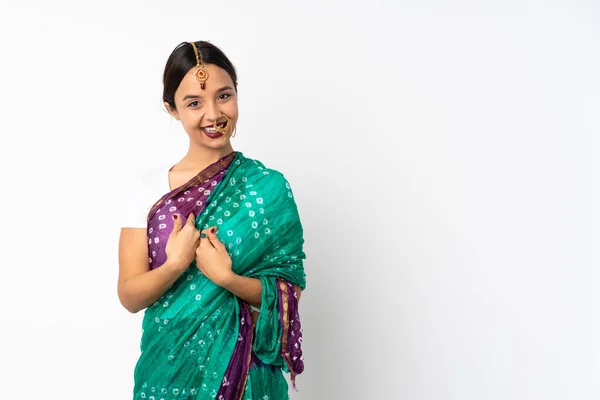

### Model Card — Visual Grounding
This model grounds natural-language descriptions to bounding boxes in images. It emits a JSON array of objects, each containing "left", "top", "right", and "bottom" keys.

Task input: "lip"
[
  {"left": 200, "top": 120, "right": 228, "bottom": 129},
  {"left": 201, "top": 124, "right": 228, "bottom": 139},
  {"left": 202, "top": 129, "right": 225, "bottom": 139}
]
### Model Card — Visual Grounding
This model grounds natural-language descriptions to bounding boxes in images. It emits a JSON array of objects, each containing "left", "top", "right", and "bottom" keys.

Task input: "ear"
[{"left": 164, "top": 101, "right": 180, "bottom": 120}]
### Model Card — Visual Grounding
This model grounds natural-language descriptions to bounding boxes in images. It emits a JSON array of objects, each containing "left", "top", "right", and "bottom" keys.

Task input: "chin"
[{"left": 196, "top": 137, "right": 231, "bottom": 150}]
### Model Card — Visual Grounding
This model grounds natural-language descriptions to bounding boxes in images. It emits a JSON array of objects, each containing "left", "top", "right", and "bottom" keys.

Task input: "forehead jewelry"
[
  {"left": 214, "top": 114, "right": 232, "bottom": 136},
  {"left": 189, "top": 42, "right": 208, "bottom": 89}
]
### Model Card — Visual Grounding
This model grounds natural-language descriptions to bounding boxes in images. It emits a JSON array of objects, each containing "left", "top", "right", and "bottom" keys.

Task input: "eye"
[
  {"left": 219, "top": 93, "right": 232, "bottom": 100},
  {"left": 187, "top": 101, "right": 200, "bottom": 107}
]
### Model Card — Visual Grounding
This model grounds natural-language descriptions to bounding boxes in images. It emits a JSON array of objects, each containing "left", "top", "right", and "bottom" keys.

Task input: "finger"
[
  {"left": 170, "top": 214, "right": 183, "bottom": 236},
  {"left": 294, "top": 284, "right": 302, "bottom": 301},
  {"left": 207, "top": 227, "right": 225, "bottom": 250},
  {"left": 199, "top": 229, "right": 214, "bottom": 249},
  {"left": 186, "top": 213, "right": 196, "bottom": 228},
  {"left": 195, "top": 258, "right": 204, "bottom": 272}
]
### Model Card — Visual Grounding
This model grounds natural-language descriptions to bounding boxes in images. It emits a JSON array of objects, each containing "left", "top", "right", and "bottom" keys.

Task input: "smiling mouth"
[{"left": 201, "top": 120, "right": 228, "bottom": 133}]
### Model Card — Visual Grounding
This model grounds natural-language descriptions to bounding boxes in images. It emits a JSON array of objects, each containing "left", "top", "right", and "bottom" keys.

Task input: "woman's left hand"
[{"left": 195, "top": 227, "right": 235, "bottom": 287}]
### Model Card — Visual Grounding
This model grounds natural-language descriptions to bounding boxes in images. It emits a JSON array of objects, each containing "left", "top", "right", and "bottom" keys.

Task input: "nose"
[{"left": 204, "top": 100, "right": 222, "bottom": 122}]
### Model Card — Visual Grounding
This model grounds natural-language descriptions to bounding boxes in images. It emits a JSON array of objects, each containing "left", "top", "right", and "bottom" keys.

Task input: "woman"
[{"left": 118, "top": 41, "right": 306, "bottom": 400}]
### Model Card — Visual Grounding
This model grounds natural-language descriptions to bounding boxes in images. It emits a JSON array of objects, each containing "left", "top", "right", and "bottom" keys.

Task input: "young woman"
[{"left": 118, "top": 41, "right": 306, "bottom": 400}]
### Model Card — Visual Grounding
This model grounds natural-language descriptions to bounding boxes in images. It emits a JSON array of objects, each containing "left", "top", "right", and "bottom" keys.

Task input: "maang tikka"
[
  {"left": 189, "top": 42, "right": 208, "bottom": 89},
  {"left": 189, "top": 41, "right": 236, "bottom": 138}
]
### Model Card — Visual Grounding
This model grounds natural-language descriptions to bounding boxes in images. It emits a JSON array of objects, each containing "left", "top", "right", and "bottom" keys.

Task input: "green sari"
[{"left": 133, "top": 152, "right": 306, "bottom": 399}]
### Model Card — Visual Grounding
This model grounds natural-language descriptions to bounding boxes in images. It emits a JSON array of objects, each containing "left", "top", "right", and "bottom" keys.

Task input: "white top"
[{"left": 122, "top": 165, "right": 172, "bottom": 229}]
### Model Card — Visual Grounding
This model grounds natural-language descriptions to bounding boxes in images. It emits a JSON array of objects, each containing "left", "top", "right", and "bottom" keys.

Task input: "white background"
[{"left": 0, "top": 1, "right": 597, "bottom": 399}]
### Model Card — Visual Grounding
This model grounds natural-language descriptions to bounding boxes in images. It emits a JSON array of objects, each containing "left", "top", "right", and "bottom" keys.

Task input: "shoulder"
[
  {"left": 139, "top": 165, "right": 170, "bottom": 186},
  {"left": 127, "top": 165, "right": 170, "bottom": 196},
  {"left": 233, "top": 154, "right": 298, "bottom": 211},
  {"left": 123, "top": 164, "right": 170, "bottom": 216},
  {"left": 236, "top": 154, "right": 293, "bottom": 192}
]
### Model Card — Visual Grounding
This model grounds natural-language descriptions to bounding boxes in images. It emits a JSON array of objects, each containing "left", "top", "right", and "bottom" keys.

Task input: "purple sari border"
[
  {"left": 146, "top": 151, "right": 237, "bottom": 223},
  {"left": 216, "top": 301, "right": 253, "bottom": 400},
  {"left": 277, "top": 278, "right": 304, "bottom": 390},
  {"left": 144, "top": 151, "right": 237, "bottom": 271}
]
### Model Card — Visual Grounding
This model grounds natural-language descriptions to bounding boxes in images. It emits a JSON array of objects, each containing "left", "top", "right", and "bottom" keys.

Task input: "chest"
[{"left": 168, "top": 169, "right": 201, "bottom": 191}]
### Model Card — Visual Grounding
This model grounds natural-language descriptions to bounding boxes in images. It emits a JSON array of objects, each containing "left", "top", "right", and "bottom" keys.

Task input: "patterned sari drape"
[{"left": 133, "top": 152, "right": 306, "bottom": 400}]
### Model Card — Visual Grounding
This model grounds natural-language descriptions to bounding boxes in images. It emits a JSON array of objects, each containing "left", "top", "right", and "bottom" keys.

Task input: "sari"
[{"left": 133, "top": 151, "right": 306, "bottom": 400}]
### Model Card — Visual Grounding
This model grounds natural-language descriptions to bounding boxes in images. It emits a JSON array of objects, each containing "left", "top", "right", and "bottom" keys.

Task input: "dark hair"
[{"left": 162, "top": 41, "right": 238, "bottom": 110}]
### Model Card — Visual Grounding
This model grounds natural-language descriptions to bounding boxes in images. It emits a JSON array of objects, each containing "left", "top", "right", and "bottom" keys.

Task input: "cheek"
[
  {"left": 224, "top": 101, "right": 239, "bottom": 117},
  {"left": 181, "top": 111, "right": 201, "bottom": 127}
]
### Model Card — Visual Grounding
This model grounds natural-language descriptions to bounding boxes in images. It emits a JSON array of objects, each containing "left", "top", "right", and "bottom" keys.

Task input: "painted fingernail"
[
  {"left": 173, "top": 214, "right": 178, "bottom": 220},
  {"left": 210, "top": 228, "right": 215, "bottom": 233}
]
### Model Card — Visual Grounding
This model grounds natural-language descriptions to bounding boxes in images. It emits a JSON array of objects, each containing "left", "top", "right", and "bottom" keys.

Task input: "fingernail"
[
  {"left": 173, "top": 214, "right": 178, "bottom": 220},
  {"left": 210, "top": 228, "right": 215, "bottom": 233}
]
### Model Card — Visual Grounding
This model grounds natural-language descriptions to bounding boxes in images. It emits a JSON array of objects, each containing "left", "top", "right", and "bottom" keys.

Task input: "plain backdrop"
[{"left": 0, "top": 1, "right": 597, "bottom": 399}]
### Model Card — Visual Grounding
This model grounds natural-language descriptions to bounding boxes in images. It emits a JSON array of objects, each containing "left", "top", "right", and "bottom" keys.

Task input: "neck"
[{"left": 179, "top": 141, "right": 235, "bottom": 170}]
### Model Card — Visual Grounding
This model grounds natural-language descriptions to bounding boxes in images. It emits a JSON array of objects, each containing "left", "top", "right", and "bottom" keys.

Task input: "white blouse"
[{"left": 122, "top": 165, "right": 171, "bottom": 229}]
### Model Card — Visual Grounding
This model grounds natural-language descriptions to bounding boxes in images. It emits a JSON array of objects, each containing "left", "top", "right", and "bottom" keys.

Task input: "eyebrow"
[{"left": 182, "top": 86, "right": 234, "bottom": 101}]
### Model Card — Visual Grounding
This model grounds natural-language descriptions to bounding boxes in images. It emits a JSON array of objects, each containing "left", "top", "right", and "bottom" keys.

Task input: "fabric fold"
[{"left": 133, "top": 152, "right": 306, "bottom": 400}]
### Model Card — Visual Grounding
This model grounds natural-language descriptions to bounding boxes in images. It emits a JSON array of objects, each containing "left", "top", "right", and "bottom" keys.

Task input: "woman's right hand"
[{"left": 165, "top": 213, "right": 201, "bottom": 271}]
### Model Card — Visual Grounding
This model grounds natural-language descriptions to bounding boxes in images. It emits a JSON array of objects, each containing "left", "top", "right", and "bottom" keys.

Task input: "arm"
[
  {"left": 117, "top": 228, "right": 184, "bottom": 313},
  {"left": 220, "top": 274, "right": 301, "bottom": 308},
  {"left": 197, "top": 227, "right": 302, "bottom": 309},
  {"left": 220, "top": 274, "right": 262, "bottom": 308},
  {"left": 118, "top": 213, "right": 201, "bottom": 313}
]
